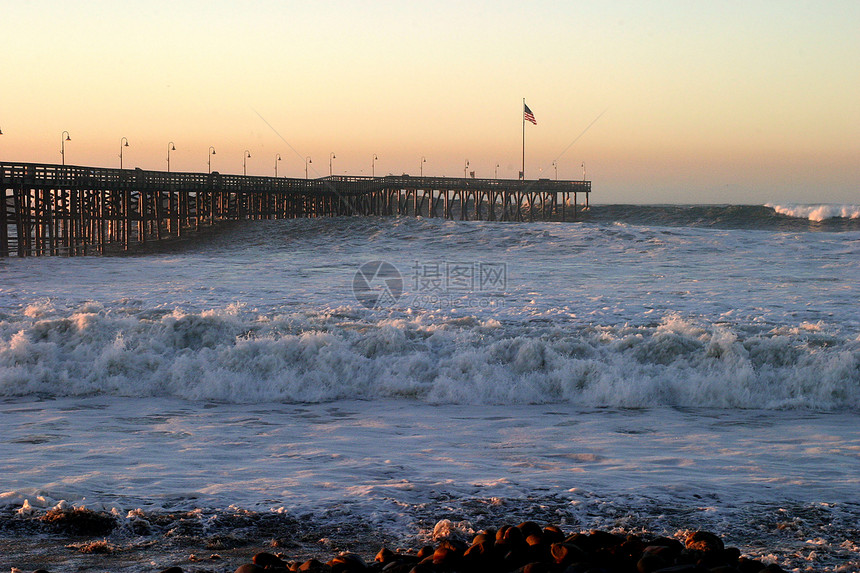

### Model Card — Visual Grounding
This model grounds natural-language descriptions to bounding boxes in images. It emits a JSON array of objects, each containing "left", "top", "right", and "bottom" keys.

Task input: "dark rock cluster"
[
  {"left": 228, "top": 522, "right": 783, "bottom": 573},
  {"left": 12, "top": 520, "right": 794, "bottom": 573}
]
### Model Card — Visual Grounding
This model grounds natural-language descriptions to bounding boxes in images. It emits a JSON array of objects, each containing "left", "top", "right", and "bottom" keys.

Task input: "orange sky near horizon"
[{"left": 2, "top": 1, "right": 858, "bottom": 204}]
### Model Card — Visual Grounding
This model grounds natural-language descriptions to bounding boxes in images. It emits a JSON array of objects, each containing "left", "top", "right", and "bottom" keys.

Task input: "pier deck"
[{"left": 1, "top": 162, "right": 590, "bottom": 256}]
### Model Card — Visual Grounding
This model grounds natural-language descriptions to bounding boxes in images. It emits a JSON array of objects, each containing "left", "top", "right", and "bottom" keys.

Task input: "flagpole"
[{"left": 522, "top": 98, "right": 526, "bottom": 180}]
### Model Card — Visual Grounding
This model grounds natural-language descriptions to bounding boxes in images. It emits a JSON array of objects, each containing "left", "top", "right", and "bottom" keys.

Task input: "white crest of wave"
[
  {"left": 1, "top": 305, "right": 858, "bottom": 410},
  {"left": 765, "top": 203, "right": 860, "bottom": 221}
]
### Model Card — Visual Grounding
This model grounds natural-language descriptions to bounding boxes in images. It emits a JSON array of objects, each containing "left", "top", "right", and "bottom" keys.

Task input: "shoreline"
[
  {"left": 2, "top": 501, "right": 857, "bottom": 572},
  {"left": 1, "top": 513, "right": 791, "bottom": 573},
  {"left": 2, "top": 400, "right": 859, "bottom": 572}
]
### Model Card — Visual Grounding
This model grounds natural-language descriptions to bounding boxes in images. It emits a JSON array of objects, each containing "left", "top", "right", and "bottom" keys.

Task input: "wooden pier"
[{"left": 1, "top": 162, "right": 591, "bottom": 256}]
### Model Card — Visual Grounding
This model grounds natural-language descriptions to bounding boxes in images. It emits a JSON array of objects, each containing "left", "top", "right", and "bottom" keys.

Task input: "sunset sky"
[{"left": 2, "top": 1, "right": 858, "bottom": 204}]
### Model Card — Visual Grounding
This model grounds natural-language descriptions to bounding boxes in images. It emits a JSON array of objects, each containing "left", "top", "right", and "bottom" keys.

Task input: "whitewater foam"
[{"left": 2, "top": 304, "right": 857, "bottom": 409}]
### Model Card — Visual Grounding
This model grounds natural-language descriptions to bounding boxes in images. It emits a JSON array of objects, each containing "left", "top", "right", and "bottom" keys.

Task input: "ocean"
[{"left": 1, "top": 203, "right": 858, "bottom": 572}]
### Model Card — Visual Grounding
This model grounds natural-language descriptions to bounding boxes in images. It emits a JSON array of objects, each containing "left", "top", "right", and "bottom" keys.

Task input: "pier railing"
[{"left": 1, "top": 162, "right": 590, "bottom": 256}]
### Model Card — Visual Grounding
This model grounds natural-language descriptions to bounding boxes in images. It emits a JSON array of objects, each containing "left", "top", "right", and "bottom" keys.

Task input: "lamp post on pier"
[
  {"left": 420, "top": 156, "right": 426, "bottom": 177},
  {"left": 464, "top": 159, "right": 469, "bottom": 179},
  {"left": 167, "top": 142, "right": 176, "bottom": 172},
  {"left": 552, "top": 160, "right": 558, "bottom": 180},
  {"left": 495, "top": 163, "right": 499, "bottom": 179},
  {"left": 305, "top": 156, "right": 312, "bottom": 179},
  {"left": 329, "top": 152, "right": 336, "bottom": 177},
  {"left": 208, "top": 146, "right": 216, "bottom": 173},
  {"left": 372, "top": 154, "right": 378, "bottom": 177},
  {"left": 119, "top": 137, "right": 129, "bottom": 169},
  {"left": 243, "top": 150, "right": 251, "bottom": 176},
  {"left": 61, "top": 131, "right": 71, "bottom": 165},
  {"left": 274, "top": 153, "right": 281, "bottom": 177}
]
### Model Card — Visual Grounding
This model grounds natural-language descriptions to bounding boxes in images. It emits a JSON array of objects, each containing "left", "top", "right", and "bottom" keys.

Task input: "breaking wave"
[
  {"left": 765, "top": 203, "right": 860, "bottom": 222},
  {"left": 2, "top": 302, "right": 857, "bottom": 410},
  {"left": 584, "top": 204, "right": 860, "bottom": 230}
]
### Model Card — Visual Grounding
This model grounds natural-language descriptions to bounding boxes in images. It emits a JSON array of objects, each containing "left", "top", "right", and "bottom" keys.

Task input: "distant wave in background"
[
  {"left": 5, "top": 205, "right": 860, "bottom": 244},
  {"left": 586, "top": 204, "right": 860, "bottom": 230},
  {"left": 765, "top": 203, "right": 860, "bottom": 222},
  {"left": 2, "top": 302, "right": 857, "bottom": 410}
]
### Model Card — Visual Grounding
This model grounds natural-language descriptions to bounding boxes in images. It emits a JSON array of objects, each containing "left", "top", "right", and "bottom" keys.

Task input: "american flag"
[{"left": 524, "top": 103, "right": 537, "bottom": 125}]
